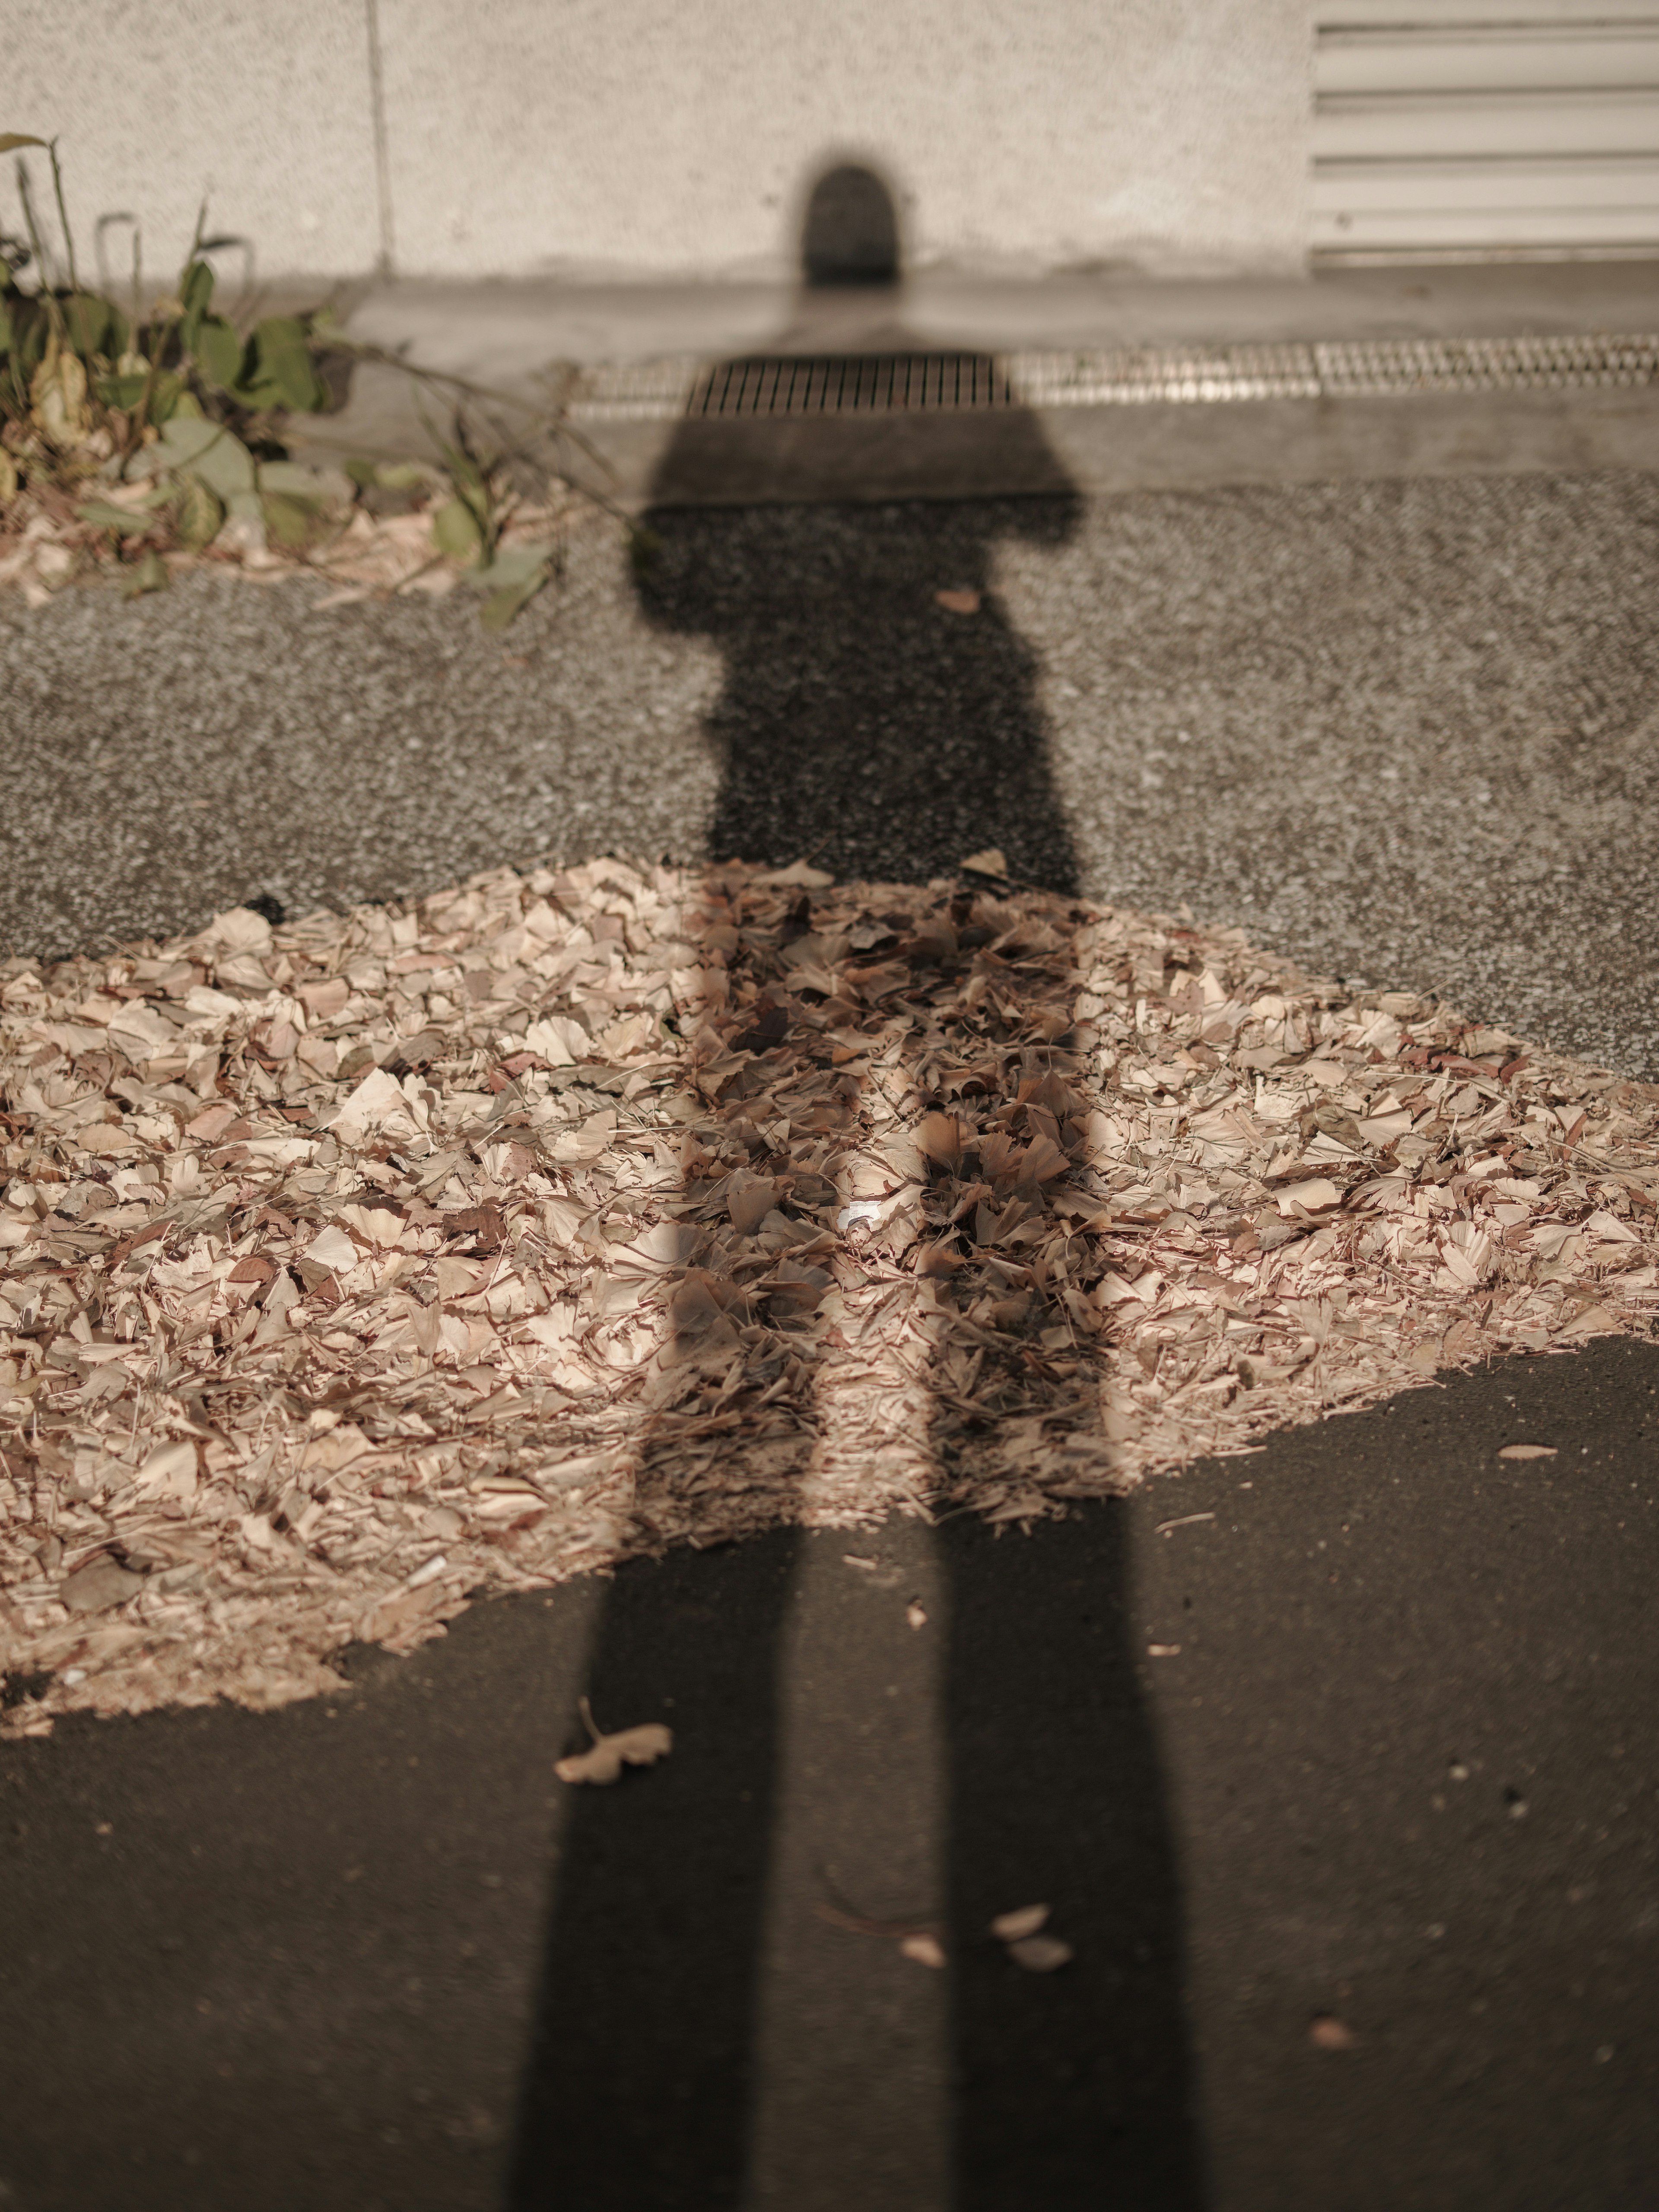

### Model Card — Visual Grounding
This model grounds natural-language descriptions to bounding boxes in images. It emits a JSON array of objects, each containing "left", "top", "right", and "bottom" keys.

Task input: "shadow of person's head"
[{"left": 799, "top": 162, "right": 901, "bottom": 290}]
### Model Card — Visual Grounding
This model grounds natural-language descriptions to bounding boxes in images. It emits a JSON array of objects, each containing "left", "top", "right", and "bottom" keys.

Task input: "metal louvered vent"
[
  {"left": 568, "top": 333, "right": 1659, "bottom": 423},
  {"left": 1312, "top": 7, "right": 1659, "bottom": 262}
]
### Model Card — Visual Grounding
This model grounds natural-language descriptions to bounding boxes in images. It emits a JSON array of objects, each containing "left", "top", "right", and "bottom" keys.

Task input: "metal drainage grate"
[
  {"left": 568, "top": 332, "right": 1659, "bottom": 423},
  {"left": 690, "top": 352, "right": 1017, "bottom": 416},
  {"left": 1009, "top": 333, "right": 1659, "bottom": 407},
  {"left": 568, "top": 353, "right": 1015, "bottom": 421}
]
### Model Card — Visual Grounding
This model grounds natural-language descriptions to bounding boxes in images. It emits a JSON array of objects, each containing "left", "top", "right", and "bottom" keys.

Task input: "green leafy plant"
[
  {"left": 1, "top": 131, "right": 639, "bottom": 625},
  {"left": 3, "top": 138, "right": 327, "bottom": 450},
  {"left": 0, "top": 132, "right": 346, "bottom": 590}
]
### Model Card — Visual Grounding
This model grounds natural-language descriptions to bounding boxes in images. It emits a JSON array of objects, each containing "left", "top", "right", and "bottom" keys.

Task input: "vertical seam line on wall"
[{"left": 364, "top": 0, "right": 396, "bottom": 278}]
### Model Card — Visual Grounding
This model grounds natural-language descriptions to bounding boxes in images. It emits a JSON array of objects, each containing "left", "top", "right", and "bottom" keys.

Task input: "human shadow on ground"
[
  {"left": 639, "top": 491, "right": 1082, "bottom": 895},
  {"left": 507, "top": 1532, "right": 799, "bottom": 2207},
  {"left": 508, "top": 167, "right": 1205, "bottom": 2209}
]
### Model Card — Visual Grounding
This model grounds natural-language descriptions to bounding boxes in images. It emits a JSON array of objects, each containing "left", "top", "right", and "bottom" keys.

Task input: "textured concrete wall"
[
  {"left": 5, "top": 0, "right": 1312, "bottom": 286},
  {"left": 5, "top": 0, "right": 381, "bottom": 287},
  {"left": 379, "top": 0, "right": 1311, "bottom": 280}
]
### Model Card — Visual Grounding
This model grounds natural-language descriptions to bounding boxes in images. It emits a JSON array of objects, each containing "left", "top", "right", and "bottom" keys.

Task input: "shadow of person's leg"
[
  {"left": 506, "top": 1526, "right": 799, "bottom": 2211},
  {"left": 941, "top": 1502, "right": 1209, "bottom": 2210}
]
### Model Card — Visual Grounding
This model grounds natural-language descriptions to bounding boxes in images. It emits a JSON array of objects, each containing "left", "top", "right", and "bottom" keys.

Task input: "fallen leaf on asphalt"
[
  {"left": 906, "top": 1599, "right": 927, "bottom": 1629},
  {"left": 991, "top": 1901, "right": 1072, "bottom": 1967},
  {"left": 1155, "top": 1512, "right": 1216, "bottom": 1536},
  {"left": 1147, "top": 1642, "right": 1182, "bottom": 1657},
  {"left": 554, "top": 1696, "right": 673, "bottom": 1785},
  {"left": 935, "top": 588, "right": 981, "bottom": 615},
  {"left": 1498, "top": 1443, "right": 1558, "bottom": 1460},
  {"left": 1008, "top": 1933, "right": 1074, "bottom": 1972},
  {"left": 958, "top": 847, "right": 1008, "bottom": 877},
  {"left": 1309, "top": 2014, "right": 1356, "bottom": 2050},
  {"left": 990, "top": 1903, "right": 1051, "bottom": 1942},
  {"left": 901, "top": 1932, "right": 947, "bottom": 1968}
]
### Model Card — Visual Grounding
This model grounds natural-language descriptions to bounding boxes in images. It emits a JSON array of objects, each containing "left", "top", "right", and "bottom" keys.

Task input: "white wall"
[
  {"left": 5, "top": 0, "right": 1312, "bottom": 287},
  {"left": 6, "top": 0, "right": 381, "bottom": 291}
]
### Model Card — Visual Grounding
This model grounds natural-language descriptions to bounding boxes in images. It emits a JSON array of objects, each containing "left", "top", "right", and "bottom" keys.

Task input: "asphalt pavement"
[{"left": 3, "top": 1336, "right": 1656, "bottom": 2210}]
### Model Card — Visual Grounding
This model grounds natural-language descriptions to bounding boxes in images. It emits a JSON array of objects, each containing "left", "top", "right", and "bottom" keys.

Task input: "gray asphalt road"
[
  {"left": 3, "top": 465, "right": 1657, "bottom": 1075},
  {"left": 4, "top": 1335, "right": 1656, "bottom": 2211}
]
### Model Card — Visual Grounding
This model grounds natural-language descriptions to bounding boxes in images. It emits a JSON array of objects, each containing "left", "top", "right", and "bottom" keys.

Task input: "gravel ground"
[{"left": 3, "top": 465, "right": 1656, "bottom": 1073}]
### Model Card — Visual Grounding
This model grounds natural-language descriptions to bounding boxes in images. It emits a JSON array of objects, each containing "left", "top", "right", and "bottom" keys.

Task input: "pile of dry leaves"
[
  {"left": 0, "top": 464, "right": 592, "bottom": 619},
  {"left": 3, "top": 855, "right": 1656, "bottom": 1736}
]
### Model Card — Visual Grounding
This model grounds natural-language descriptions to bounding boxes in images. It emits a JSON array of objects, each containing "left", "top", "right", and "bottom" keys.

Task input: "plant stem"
[
  {"left": 131, "top": 301, "right": 182, "bottom": 445},
  {"left": 335, "top": 338, "right": 629, "bottom": 518},
  {"left": 15, "top": 159, "right": 68, "bottom": 347},
  {"left": 47, "top": 138, "right": 77, "bottom": 296}
]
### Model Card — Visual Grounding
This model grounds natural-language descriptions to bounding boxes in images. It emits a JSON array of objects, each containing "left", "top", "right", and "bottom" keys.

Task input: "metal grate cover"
[
  {"left": 691, "top": 352, "right": 1017, "bottom": 416},
  {"left": 569, "top": 332, "right": 1659, "bottom": 422}
]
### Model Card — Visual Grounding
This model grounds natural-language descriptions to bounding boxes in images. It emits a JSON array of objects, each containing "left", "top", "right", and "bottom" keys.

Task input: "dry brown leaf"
[
  {"left": 754, "top": 860, "right": 837, "bottom": 889},
  {"left": 1008, "top": 1934, "right": 1074, "bottom": 1972},
  {"left": 727, "top": 1171, "right": 780, "bottom": 1236},
  {"left": 990, "top": 1902, "right": 1050, "bottom": 1942},
  {"left": 914, "top": 1236, "right": 967, "bottom": 1278},
  {"left": 60, "top": 1557, "right": 146, "bottom": 1614},
  {"left": 554, "top": 1696, "right": 674, "bottom": 1786},
  {"left": 915, "top": 1112, "right": 967, "bottom": 1170},
  {"left": 1497, "top": 1443, "right": 1558, "bottom": 1460},
  {"left": 900, "top": 1932, "right": 947, "bottom": 1969}
]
